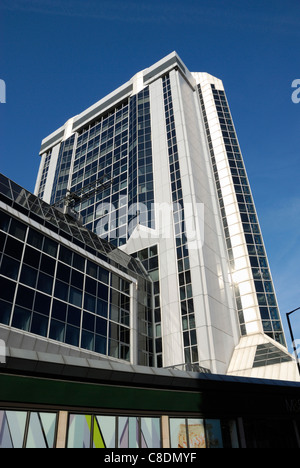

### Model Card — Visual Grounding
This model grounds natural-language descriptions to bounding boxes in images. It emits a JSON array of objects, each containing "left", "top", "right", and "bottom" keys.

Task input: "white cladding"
[{"left": 35, "top": 52, "right": 299, "bottom": 381}]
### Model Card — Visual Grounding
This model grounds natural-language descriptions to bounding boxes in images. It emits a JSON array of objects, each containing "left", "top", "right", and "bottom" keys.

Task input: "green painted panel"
[{"left": 0, "top": 374, "right": 204, "bottom": 413}]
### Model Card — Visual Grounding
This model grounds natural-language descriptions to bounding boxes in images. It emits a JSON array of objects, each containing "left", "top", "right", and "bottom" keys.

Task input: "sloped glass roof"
[{"left": 0, "top": 173, "right": 148, "bottom": 280}]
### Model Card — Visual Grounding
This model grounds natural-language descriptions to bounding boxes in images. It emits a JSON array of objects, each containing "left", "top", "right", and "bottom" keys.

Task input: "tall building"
[
  {"left": 2, "top": 173, "right": 300, "bottom": 450},
  {"left": 34, "top": 52, "right": 298, "bottom": 380}
]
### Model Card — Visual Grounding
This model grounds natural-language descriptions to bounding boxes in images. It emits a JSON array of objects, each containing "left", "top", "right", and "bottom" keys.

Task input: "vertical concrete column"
[
  {"left": 161, "top": 415, "right": 170, "bottom": 448},
  {"left": 56, "top": 411, "right": 68, "bottom": 448}
]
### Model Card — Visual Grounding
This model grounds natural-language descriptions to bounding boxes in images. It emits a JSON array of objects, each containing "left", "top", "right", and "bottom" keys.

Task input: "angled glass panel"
[
  {"left": 118, "top": 417, "right": 139, "bottom": 448},
  {"left": 10, "top": 183, "right": 30, "bottom": 209},
  {"left": 67, "top": 414, "right": 92, "bottom": 448},
  {"left": 141, "top": 417, "right": 161, "bottom": 448},
  {"left": 93, "top": 416, "right": 116, "bottom": 448},
  {"left": 0, "top": 410, "right": 27, "bottom": 448},
  {"left": 26, "top": 412, "right": 57, "bottom": 448},
  {"left": 0, "top": 174, "right": 13, "bottom": 199},
  {"left": 39, "top": 413, "right": 57, "bottom": 448}
]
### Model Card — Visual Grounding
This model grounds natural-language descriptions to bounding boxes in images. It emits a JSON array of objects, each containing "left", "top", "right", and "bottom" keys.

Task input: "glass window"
[
  {"left": 26, "top": 412, "right": 57, "bottom": 449},
  {"left": 0, "top": 211, "right": 10, "bottom": 232},
  {"left": 108, "top": 338, "right": 119, "bottom": 358},
  {"left": 84, "top": 293, "right": 96, "bottom": 313},
  {"left": 85, "top": 277, "right": 97, "bottom": 295},
  {"left": 49, "top": 319, "right": 65, "bottom": 342},
  {"left": 69, "top": 287, "right": 82, "bottom": 308},
  {"left": 20, "top": 265, "right": 38, "bottom": 289},
  {"left": 54, "top": 280, "right": 69, "bottom": 302},
  {"left": 27, "top": 228, "right": 43, "bottom": 250},
  {"left": 56, "top": 262, "right": 70, "bottom": 283},
  {"left": 71, "top": 270, "right": 84, "bottom": 289},
  {"left": 0, "top": 277, "right": 16, "bottom": 302},
  {"left": 30, "top": 313, "right": 49, "bottom": 337},
  {"left": 12, "top": 306, "right": 31, "bottom": 331},
  {"left": 81, "top": 330, "right": 94, "bottom": 351},
  {"left": 67, "top": 413, "right": 161, "bottom": 449},
  {"left": 73, "top": 253, "right": 85, "bottom": 272},
  {"left": 65, "top": 324, "right": 80, "bottom": 347},
  {"left": 118, "top": 417, "right": 139, "bottom": 448},
  {"left": 0, "top": 410, "right": 27, "bottom": 448},
  {"left": 67, "top": 306, "right": 81, "bottom": 327},
  {"left": 87, "top": 260, "right": 98, "bottom": 278},
  {"left": 40, "top": 254, "right": 56, "bottom": 276},
  {"left": 51, "top": 299, "right": 67, "bottom": 322},
  {"left": 15, "top": 285, "right": 34, "bottom": 310},
  {"left": 37, "top": 272, "right": 53, "bottom": 295},
  {"left": 98, "top": 283, "right": 108, "bottom": 301},
  {"left": 23, "top": 245, "right": 40, "bottom": 268},
  {"left": 204, "top": 419, "right": 223, "bottom": 448},
  {"left": 5, "top": 236, "right": 24, "bottom": 260},
  {"left": 0, "top": 299, "right": 12, "bottom": 325},
  {"left": 170, "top": 418, "right": 187, "bottom": 448},
  {"left": 171, "top": 418, "right": 206, "bottom": 449},
  {"left": 82, "top": 312, "right": 95, "bottom": 332},
  {"left": 141, "top": 417, "right": 161, "bottom": 448},
  {"left": 94, "top": 416, "right": 116, "bottom": 448},
  {"left": 34, "top": 292, "right": 51, "bottom": 316},
  {"left": 97, "top": 298, "right": 108, "bottom": 318},
  {"left": 0, "top": 255, "right": 20, "bottom": 281},
  {"left": 95, "top": 317, "right": 107, "bottom": 336},
  {"left": 98, "top": 267, "right": 109, "bottom": 284},
  {"left": 169, "top": 418, "right": 235, "bottom": 449},
  {"left": 111, "top": 273, "right": 120, "bottom": 289},
  {"left": 59, "top": 246, "right": 73, "bottom": 265},
  {"left": 95, "top": 334, "right": 107, "bottom": 354},
  {"left": 9, "top": 218, "right": 27, "bottom": 241},
  {"left": 120, "top": 293, "right": 130, "bottom": 311},
  {"left": 67, "top": 414, "right": 92, "bottom": 448},
  {"left": 43, "top": 238, "right": 58, "bottom": 258}
]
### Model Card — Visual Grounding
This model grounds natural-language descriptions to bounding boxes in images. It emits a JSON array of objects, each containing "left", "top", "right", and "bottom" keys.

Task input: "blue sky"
[{"left": 0, "top": 0, "right": 299, "bottom": 352}]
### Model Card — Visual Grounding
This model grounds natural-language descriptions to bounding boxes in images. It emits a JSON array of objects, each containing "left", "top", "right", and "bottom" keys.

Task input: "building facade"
[
  {"left": 0, "top": 350, "right": 300, "bottom": 449},
  {"left": 34, "top": 52, "right": 298, "bottom": 379},
  {"left": 0, "top": 173, "right": 154, "bottom": 366}
]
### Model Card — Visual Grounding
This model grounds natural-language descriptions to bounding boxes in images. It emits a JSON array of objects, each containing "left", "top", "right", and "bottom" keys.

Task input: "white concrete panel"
[
  {"left": 43, "top": 143, "right": 61, "bottom": 204},
  {"left": 171, "top": 70, "right": 240, "bottom": 373}
]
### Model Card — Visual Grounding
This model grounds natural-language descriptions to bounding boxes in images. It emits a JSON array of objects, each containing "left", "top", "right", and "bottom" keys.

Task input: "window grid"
[
  {"left": 0, "top": 410, "right": 58, "bottom": 449},
  {"left": 72, "top": 103, "right": 129, "bottom": 245},
  {"left": 162, "top": 75, "right": 198, "bottom": 365},
  {"left": 132, "top": 245, "right": 162, "bottom": 368},
  {"left": 70, "top": 89, "right": 155, "bottom": 248},
  {"left": 0, "top": 212, "right": 132, "bottom": 361},
  {"left": 67, "top": 413, "right": 161, "bottom": 449},
  {"left": 212, "top": 86, "right": 284, "bottom": 345},
  {"left": 198, "top": 83, "right": 284, "bottom": 346}
]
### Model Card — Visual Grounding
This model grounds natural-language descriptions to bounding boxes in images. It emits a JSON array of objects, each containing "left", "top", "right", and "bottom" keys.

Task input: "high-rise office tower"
[{"left": 35, "top": 52, "right": 297, "bottom": 379}]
